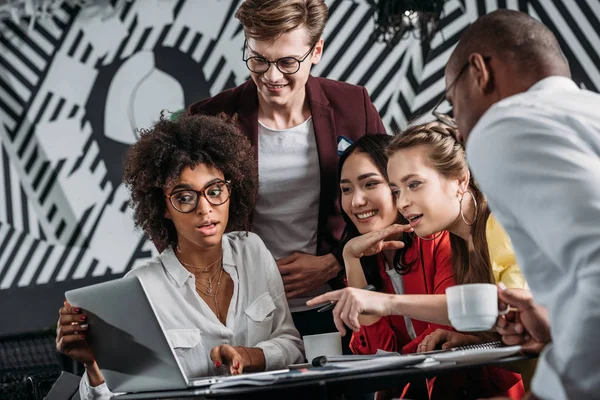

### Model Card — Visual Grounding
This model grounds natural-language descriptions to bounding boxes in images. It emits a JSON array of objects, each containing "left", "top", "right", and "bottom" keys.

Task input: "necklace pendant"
[{"left": 207, "top": 287, "right": 212, "bottom": 294}]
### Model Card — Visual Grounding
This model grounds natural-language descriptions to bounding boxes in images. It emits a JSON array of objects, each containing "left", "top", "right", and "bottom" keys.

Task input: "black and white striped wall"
[{"left": 0, "top": 0, "right": 598, "bottom": 334}]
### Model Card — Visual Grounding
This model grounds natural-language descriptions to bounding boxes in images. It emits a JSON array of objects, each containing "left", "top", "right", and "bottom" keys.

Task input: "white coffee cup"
[
  {"left": 446, "top": 283, "right": 509, "bottom": 332},
  {"left": 302, "top": 332, "right": 343, "bottom": 363}
]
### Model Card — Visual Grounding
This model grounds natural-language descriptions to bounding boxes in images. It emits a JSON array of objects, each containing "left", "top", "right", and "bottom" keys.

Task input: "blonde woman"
[{"left": 310, "top": 121, "right": 527, "bottom": 398}]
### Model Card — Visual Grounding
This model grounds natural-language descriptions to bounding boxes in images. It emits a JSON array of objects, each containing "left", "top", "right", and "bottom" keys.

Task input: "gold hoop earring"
[{"left": 459, "top": 190, "right": 478, "bottom": 226}]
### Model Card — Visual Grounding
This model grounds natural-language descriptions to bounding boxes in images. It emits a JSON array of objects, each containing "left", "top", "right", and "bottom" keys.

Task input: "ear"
[
  {"left": 469, "top": 53, "right": 493, "bottom": 94},
  {"left": 311, "top": 37, "right": 324, "bottom": 65},
  {"left": 164, "top": 204, "right": 172, "bottom": 220},
  {"left": 457, "top": 169, "right": 471, "bottom": 196}
]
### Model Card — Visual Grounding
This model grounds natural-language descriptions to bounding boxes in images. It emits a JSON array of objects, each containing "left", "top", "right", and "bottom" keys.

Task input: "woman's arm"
[
  {"left": 343, "top": 252, "right": 381, "bottom": 326},
  {"left": 344, "top": 254, "right": 452, "bottom": 325},
  {"left": 234, "top": 346, "right": 266, "bottom": 372},
  {"left": 85, "top": 362, "right": 105, "bottom": 387},
  {"left": 387, "top": 294, "right": 450, "bottom": 325},
  {"left": 342, "top": 224, "right": 411, "bottom": 326},
  {"left": 79, "top": 368, "right": 112, "bottom": 400}
]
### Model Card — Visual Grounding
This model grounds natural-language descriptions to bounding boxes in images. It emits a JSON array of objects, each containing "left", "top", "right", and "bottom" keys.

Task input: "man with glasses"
[
  {"left": 442, "top": 9, "right": 600, "bottom": 400},
  {"left": 187, "top": 0, "right": 385, "bottom": 345}
]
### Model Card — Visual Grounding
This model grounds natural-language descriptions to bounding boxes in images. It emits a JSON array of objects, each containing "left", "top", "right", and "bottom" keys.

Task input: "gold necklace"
[
  {"left": 177, "top": 246, "right": 223, "bottom": 273},
  {"left": 194, "top": 266, "right": 225, "bottom": 320},
  {"left": 193, "top": 265, "right": 222, "bottom": 294}
]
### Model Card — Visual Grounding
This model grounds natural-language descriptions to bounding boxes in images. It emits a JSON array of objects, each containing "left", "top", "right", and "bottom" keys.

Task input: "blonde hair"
[
  {"left": 235, "top": 0, "right": 328, "bottom": 45},
  {"left": 387, "top": 121, "right": 494, "bottom": 285}
]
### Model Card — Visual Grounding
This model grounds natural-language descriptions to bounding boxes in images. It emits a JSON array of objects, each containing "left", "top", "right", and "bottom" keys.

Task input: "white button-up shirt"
[
  {"left": 80, "top": 232, "right": 304, "bottom": 399},
  {"left": 467, "top": 76, "right": 600, "bottom": 400}
]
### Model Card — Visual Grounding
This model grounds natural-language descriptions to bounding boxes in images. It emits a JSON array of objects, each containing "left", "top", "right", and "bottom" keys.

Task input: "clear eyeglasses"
[
  {"left": 242, "top": 39, "right": 316, "bottom": 75},
  {"left": 166, "top": 180, "right": 231, "bottom": 213}
]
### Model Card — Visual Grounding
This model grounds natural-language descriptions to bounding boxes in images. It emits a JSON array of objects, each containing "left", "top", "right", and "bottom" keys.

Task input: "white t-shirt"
[
  {"left": 253, "top": 118, "right": 329, "bottom": 312},
  {"left": 79, "top": 232, "right": 304, "bottom": 400}
]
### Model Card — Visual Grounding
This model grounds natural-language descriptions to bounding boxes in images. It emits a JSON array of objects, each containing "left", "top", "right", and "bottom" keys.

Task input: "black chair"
[{"left": 0, "top": 329, "right": 65, "bottom": 400}]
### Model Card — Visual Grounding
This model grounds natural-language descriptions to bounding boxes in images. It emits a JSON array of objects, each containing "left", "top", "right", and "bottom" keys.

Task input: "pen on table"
[{"left": 317, "top": 284, "right": 377, "bottom": 313}]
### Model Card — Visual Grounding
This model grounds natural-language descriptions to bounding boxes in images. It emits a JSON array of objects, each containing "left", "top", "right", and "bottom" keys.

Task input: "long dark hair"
[
  {"left": 338, "top": 135, "right": 416, "bottom": 290},
  {"left": 387, "top": 122, "right": 493, "bottom": 285}
]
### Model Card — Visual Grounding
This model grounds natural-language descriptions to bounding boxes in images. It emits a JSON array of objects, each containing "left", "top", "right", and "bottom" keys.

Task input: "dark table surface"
[{"left": 114, "top": 354, "right": 535, "bottom": 400}]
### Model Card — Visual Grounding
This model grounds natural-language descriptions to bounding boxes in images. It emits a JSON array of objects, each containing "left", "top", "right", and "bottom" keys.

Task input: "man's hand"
[
  {"left": 277, "top": 253, "right": 341, "bottom": 299},
  {"left": 306, "top": 287, "right": 394, "bottom": 336},
  {"left": 496, "top": 283, "right": 551, "bottom": 354}
]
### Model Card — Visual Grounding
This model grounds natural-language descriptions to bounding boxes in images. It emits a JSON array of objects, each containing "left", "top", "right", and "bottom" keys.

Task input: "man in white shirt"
[{"left": 438, "top": 9, "right": 600, "bottom": 400}]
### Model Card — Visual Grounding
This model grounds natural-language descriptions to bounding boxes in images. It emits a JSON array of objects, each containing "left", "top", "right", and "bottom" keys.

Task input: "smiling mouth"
[
  {"left": 355, "top": 210, "right": 378, "bottom": 220},
  {"left": 407, "top": 214, "right": 423, "bottom": 224},
  {"left": 264, "top": 82, "right": 287, "bottom": 89}
]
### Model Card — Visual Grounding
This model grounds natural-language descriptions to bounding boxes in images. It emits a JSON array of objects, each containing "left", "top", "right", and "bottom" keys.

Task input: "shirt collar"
[
  {"left": 159, "top": 234, "right": 237, "bottom": 288},
  {"left": 527, "top": 76, "right": 578, "bottom": 93}
]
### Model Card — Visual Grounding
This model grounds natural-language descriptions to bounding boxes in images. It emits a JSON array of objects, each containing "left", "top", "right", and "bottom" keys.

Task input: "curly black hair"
[{"left": 123, "top": 113, "right": 258, "bottom": 251}]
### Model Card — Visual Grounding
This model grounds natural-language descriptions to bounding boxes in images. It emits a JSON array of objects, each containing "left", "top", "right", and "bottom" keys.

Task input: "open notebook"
[
  {"left": 411, "top": 340, "right": 504, "bottom": 356},
  {"left": 314, "top": 341, "right": 521, "bottom": 367},
  {"left": 312, "top": 341, "right": 506, "bottom": 366},
  {"left": 401, "top": 341, "right": 523, "bottom": 365}
]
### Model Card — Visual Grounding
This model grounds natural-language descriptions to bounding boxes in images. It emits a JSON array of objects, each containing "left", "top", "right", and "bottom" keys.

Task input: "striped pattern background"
[{"left": 0, "top": 0, "right": 598, "bottom": 333}]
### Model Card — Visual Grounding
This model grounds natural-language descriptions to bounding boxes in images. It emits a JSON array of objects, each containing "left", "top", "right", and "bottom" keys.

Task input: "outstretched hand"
[
  {"left": 343, "top": 224, "right": 413, "bottom": 259},
  {"left": 307, "top": 287, "right": 394, "bottom": 336}
]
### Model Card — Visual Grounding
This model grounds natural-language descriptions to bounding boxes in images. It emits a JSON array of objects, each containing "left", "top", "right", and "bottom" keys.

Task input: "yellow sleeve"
[{"left": 486, "top": 214, "right": 528, "bottom": 289}]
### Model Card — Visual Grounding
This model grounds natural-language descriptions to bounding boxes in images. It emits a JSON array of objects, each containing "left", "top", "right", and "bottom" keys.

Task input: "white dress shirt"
[
  {"left": 467, "top": 76, "right": 600, "bottom": 400},
  {"left": 79, "top": 232, "right": 304, "bottom": 400}
]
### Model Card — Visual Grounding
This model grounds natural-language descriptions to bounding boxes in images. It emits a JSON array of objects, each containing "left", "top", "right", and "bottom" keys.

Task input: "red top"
[
  {"left": 350, "top": 231, "right": 455, "bottom": 355},
  {"left": 347, "top": 232, "right": 525, "bottom": 399}
]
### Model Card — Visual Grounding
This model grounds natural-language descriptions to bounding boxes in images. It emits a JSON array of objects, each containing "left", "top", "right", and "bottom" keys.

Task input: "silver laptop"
[{"left": 65, "top": 276, "right": 288, "bottom": 394}]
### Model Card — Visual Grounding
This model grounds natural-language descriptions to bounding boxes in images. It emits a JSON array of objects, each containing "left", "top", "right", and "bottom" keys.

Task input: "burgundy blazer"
[{"left": 187, "top": 75, "right": 386, "bottom": 266}]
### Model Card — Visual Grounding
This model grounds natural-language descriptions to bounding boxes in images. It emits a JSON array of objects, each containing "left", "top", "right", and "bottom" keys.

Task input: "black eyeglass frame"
[
  {"left": 242, "top": 39, "right": 317, "bottom": 75},
  {"left": 166, "top": 180, "right": 232, "bottom": 213},
  {"left": 432, "top": 56, "right": 492, "bottom": 128}
]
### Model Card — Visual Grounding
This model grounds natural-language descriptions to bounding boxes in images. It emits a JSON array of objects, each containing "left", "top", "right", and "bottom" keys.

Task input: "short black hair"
[
  {"left": 123, "top": 113, "right": 258, "bottom": 251},
  {"left": 450, "top": 9, "right": 569, "bottom": 78}
]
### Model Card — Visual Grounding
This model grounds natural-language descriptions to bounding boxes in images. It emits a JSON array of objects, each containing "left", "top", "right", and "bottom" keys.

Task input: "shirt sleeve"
[
  {"left": 78, "top": 371, "right": 112, "bottom": 400},
  {"left": 486, "top": 214, "right": 528, "bottom": 289},
  {"left": 467, "top": 108, "right": 600, "bottom": 400},
  {"left": 252, "top": 238, "right": 305, "bottom": 369},
  {"left": 350, "top": 317, "right": 397, "bottom": 354}
]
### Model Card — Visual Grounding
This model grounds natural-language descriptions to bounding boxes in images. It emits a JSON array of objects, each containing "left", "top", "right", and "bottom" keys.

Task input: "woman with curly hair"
[{"left": 55, "top": 113, "right": 304, "bottom": 399}]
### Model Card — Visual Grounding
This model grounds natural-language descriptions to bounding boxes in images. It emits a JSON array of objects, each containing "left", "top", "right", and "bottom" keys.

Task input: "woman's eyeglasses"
[{"left": 166, "top": 180, "right": 231, "bottom": 213}]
